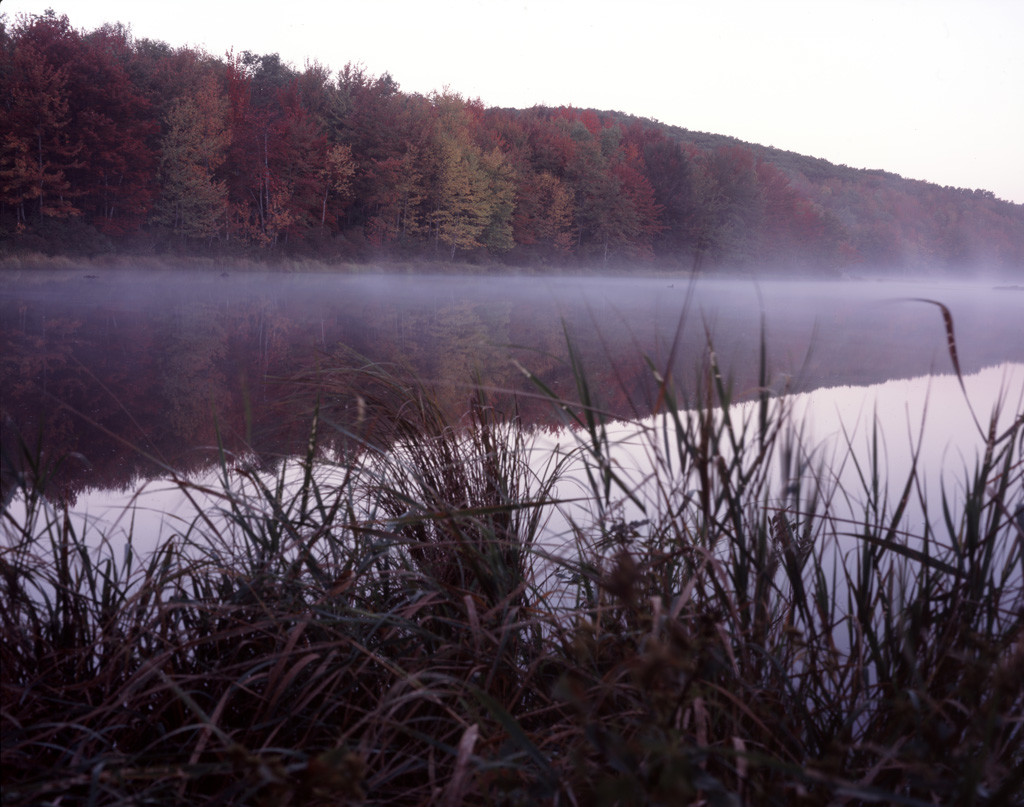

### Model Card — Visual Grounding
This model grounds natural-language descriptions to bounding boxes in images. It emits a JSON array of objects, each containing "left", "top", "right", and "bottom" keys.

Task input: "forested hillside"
[{"left": 2, "top": 11, "right": 1022, "bottom": 272}]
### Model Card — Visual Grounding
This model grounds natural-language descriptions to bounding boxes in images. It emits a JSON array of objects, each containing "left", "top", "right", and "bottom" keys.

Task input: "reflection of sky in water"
[
  {"left": 8, "top": 363, "right": 1022, "bottom": 567},
  {"left": 61, "top": 477, "right": 229, "bottom": 559},
  {"left": 785, "top": 363, "right": 1023, "bottom": 533},
  {"left": 531, "top": 363, "right": 1023, "bottom": 640},
  {"left": 538, "top": 363, "right": 1023, "bottom": 557},
  {"left": 7, "top": 363, "right": 1018, "bottom": 672}
]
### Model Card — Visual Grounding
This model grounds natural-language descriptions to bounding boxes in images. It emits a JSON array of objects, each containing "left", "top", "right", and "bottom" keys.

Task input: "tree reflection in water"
[{"left": 2, "top": 271, "right": 1022, "bottom": 505}]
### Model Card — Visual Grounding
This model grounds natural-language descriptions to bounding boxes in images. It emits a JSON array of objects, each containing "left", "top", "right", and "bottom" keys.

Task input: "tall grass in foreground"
[{"left": 2, "top": 335, "right": 1022, "bottom": 805}]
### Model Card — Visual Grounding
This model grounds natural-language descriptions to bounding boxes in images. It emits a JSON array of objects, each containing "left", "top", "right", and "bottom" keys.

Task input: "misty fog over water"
[{"left": 2, "top": 269, "right": 1023, "bottom": 506}]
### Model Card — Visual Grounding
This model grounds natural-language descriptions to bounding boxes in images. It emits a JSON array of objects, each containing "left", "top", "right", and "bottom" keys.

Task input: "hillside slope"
[{"left": 2, "top": 11, "right": 1022, "bottom": 273}]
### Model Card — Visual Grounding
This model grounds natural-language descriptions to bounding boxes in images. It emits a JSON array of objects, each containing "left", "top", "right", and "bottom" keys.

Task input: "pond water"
[
  {"left": 10, "top": 362, "right": 1018, "bottom": 627},
  {"left": 2, "top": 269, "right": 1023, "bottom": 551},
  {"left": 539, "top": 361, "right": 1023, "bottom": 552}
]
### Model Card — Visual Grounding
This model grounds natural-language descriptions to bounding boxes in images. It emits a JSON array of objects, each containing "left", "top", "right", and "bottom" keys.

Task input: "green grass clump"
[{"left": 2, "top": 332, "right": 1022, "bottom": 805}]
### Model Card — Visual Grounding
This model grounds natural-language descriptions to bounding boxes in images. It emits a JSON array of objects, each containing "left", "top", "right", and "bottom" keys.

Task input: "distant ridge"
[{"left": 2, "top": 11, "right": 1021, "bottom": 273}]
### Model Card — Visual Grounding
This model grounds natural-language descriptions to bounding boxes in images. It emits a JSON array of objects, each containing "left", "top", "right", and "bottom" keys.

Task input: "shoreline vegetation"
[
  {"left": 3, "top": 251, "right": 1021, "bottom": 283},
  {"left": 2, "top": 11, "right": 1024, "bottom": 276},
  {"left": 2, "top": 326, "right": 1022, "bottom": 805},
  {"left": 0, "top": 251, "right": 700, "bottom": 278}
]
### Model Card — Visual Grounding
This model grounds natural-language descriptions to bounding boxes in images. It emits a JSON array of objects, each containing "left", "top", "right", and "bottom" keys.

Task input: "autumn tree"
[
  {"left": 563, "top": 120, "right": 619, "bottom": 258},
  {"left": 224, "top": 52, "right": 287, "bottom": 244},
  {"left": 3, "top": 12, "right": 1023, "bottom": 271},
  {"left": 754, "top": 160, "right": 850, "bottom": 266},
  {"left": 13, "top": 14, "right": 158, "bottom": 235},
  {"left": 0, "top": 37, "right": 81, "bottom": 227},
  {"left": 336, "top": 65, "right": 434, "bottom": 246},
  {"left": 611, "top": 139, "right": 662, "bottom": 256},
  {"left": 476, "top": 147, "right": 516, "bottom": 253},
  {"left": 316, "top": 143, "right": 356, "bottom": 231},
  {"left": 640, "top": 135, "right": 705, "bottom": 259},
  {"left": 424, "top": 92, "right": 515, "bottom": 258},
  {"left": 512, "top": 171, "right": 574, "bottom": 256},
  {"left": 270, "top": 82, "right": 329, "bottom": 238},
  {"left": 694, "top": 145, "right": 764, "bottom": 265},
  {"left": 428, "top": 130, "right": 493, "bottom": 257},
  {"left": 224, "top": 52, "right": 330, "bottom": 245},
  {"left": 153, "top": 74, "right": 230, "bottom": 239},
  {"left": 293, "top": 62, "right": 358, "bottom": 232},
  {"left": 558, "top": 117, "right": 661, "bottom": 261},
  {"left": 522, "top": 109, "right": 578, "bottom": 177}
]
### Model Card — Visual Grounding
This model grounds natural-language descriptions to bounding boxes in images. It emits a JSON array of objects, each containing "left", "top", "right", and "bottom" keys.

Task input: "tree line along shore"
[{"left": 2, "top": 11, "right": 1023, "bottom": 272}]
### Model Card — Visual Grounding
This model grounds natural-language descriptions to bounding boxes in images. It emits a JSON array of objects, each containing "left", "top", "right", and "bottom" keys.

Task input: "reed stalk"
[{"left": 2, "top": 321, "right": 1021, "bottom": 805}]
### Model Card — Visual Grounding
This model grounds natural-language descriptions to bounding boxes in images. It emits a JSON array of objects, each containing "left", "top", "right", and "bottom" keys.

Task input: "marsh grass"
[{"left": 2, "top": 321, "right": 1022, "bottom": 805}]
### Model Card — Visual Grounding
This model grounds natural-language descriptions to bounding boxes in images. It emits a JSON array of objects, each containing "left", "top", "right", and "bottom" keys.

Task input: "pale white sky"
[{"left": 5, "top": 0, "right": 1023, "bottom": 204}]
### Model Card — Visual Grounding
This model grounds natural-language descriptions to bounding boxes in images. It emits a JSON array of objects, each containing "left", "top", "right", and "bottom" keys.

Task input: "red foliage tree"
[
  {"left": 14, "top": 14, "right": 157, "bottom": 235},
  {"left": 0, "top": 35, "right": 82, "bottom": 227}
]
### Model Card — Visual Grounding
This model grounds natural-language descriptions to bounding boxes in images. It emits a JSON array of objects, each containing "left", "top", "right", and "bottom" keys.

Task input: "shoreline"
[{"left": 1, "top": 250, "right": 1009, "bottom": 283}]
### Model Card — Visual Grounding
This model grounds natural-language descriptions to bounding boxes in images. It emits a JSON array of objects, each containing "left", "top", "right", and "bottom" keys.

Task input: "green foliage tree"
[
  {"left": 154, "top": 75, "right": 230, "bottom": 239},
  {"left": 429, "top": 133, "right": 493, "bottom": 257},
  {"left": 426, "top": 93, "right": 506, "bottom": 258},
  {"left": 477, "top": 147, "right": 516, "bottom": 253}
]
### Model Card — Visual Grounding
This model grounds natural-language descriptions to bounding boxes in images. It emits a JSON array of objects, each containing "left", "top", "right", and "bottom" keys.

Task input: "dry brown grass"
[{"left": 2, "top": 327, "right": 1022, "bottom": 805}]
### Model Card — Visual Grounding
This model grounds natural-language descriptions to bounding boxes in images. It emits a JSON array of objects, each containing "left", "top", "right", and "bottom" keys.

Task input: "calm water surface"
[
  {"left": 2, "top": 269, "right": 1022, "bottom": 535},
  {"left": 17, "top": 363, "right": 1018, "bottom": 588}
]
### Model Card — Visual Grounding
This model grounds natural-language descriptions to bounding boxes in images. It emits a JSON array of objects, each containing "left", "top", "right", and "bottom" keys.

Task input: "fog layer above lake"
[{"left": 2, "top": 269, "right": 1022, "bottom": 500}]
